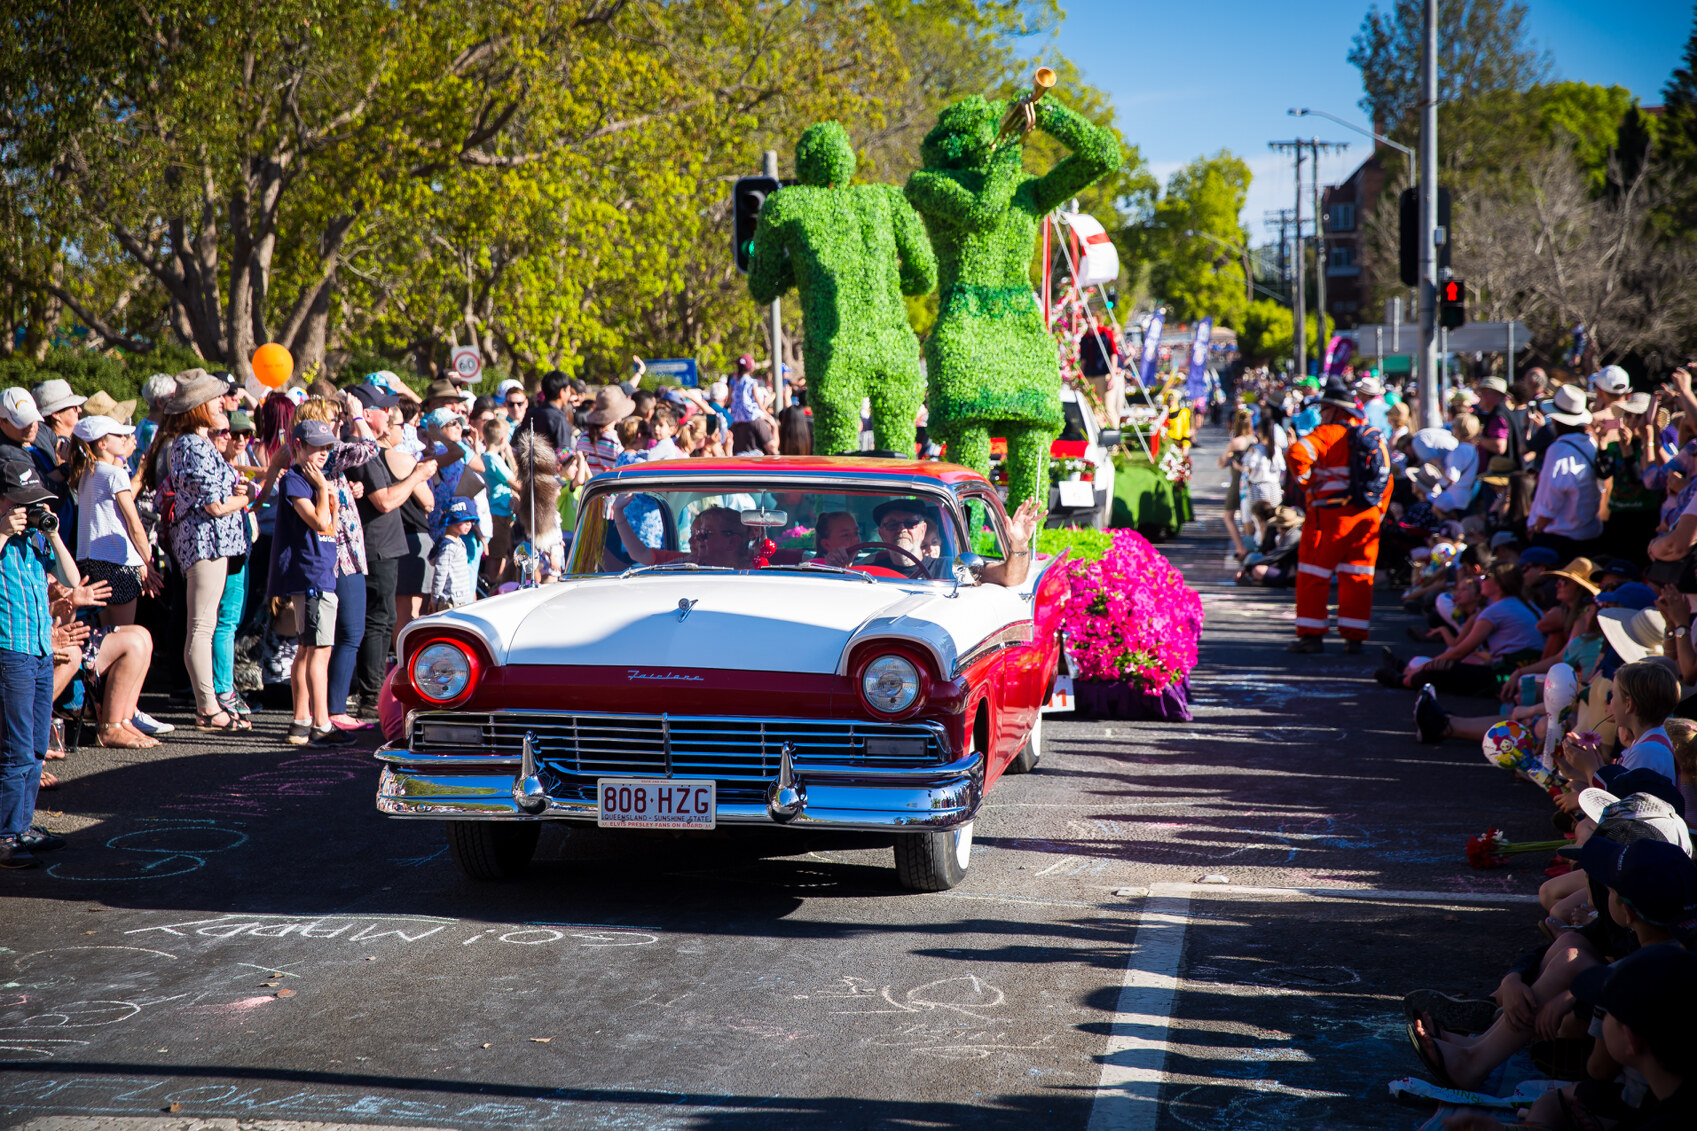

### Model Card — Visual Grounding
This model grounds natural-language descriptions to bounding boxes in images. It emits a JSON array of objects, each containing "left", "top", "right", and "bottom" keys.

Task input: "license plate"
[{"left": 596, "top": 779, "right": 716, "bottom": 830}]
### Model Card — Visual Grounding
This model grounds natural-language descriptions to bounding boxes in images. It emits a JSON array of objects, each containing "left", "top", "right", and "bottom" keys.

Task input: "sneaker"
[
  {"left": 131, "top": 709, "right": 176, "bottom": 736},
  {"left": 287, "top": 721, "right": 313, "bottom": 746},
  {"left": 217, "top": 691, "right": 252, "bottom": 718},
  {"left": 1342, "top": 639, "right": 1363, "bottom": 654},
  {"left": 308, "top": 726, "right": 356, "bottom": 748},
  {"left": 1414, "top": 684, "right": 1449, "bottom": 745},
  {"left": 1286, "top": 636, "right": 1323, "bottom": 654},
  {"left": 0, "top": 839, "right": 39, "bottom": 869},
  {"left": 18, "top": 826, "right": 66, "bottom": 852}
]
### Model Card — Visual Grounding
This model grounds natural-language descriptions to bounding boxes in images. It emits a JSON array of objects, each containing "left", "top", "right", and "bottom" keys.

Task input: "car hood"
[{"left": 411, "top": 572, "right": 1032, "bottom": 676}]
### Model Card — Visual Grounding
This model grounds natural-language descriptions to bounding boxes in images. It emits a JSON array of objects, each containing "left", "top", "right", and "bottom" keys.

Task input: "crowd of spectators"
[
  {"left": 1222, "top": 361, "right": 1697, "bottom": 1125},
  {"left": 0, "top": 355, "right": 816, "bottom": 870}
]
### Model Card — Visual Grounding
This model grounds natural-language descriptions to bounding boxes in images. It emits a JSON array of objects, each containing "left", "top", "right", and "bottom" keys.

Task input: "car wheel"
[
  {"left": 1006, "top": 712, "right": 1043, "bottom": 774},
  {"left": 893, "top": 821, "right": 973, "bottom": 892},
  {"left": 446, "top": 821, "right": 540, "bottom": 881}
]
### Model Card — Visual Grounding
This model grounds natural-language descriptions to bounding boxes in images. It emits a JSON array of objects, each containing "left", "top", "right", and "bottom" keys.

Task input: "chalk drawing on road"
[{"left": 46, "top": 819, "right": 249, "bottom": 882}]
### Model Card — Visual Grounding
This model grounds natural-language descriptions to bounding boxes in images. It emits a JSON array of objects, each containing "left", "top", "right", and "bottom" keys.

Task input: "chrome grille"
[{"left": 410, "top": 712, "right": 947, "bottom": 785}]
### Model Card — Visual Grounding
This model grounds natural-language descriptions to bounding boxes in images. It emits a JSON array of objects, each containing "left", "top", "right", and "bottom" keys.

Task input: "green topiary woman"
[
  {"left": 905, "top": 93, "right": 1120, "bottom": 507},
  {"left": 747, "top": 121, "right": 937, "bottom": 455}
]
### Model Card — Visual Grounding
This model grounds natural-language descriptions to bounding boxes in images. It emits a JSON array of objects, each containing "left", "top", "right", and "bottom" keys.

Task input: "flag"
[
  {"left": 1186, "top": 318, "right": 1212, "bottom": 400},
  {"left": 1138, "top": 311, "right": 1165, "bottom": 387},
  {"left": 1323, "top": 334, "right": 1354, "bottom": 377}
]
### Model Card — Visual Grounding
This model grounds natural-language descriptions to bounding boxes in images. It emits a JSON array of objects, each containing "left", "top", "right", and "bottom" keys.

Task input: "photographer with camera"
[{"left": 0, "top": 459, "right": 81, "bottom": 869}]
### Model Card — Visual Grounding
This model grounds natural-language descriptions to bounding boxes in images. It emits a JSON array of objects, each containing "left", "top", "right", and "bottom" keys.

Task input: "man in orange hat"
[{"left": 1285, "top": 375, "right": 1393, "bottom": 654}]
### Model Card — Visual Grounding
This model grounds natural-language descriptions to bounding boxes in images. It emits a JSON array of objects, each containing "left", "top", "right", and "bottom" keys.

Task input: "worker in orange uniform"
[{"left": 1284, "top": 375, "right": 1392, "bottom": 654}]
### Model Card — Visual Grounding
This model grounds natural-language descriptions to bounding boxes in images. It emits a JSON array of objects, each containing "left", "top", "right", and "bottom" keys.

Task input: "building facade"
[{"left": 1320, "top": 149, "right": 1389, "bottom": 330}]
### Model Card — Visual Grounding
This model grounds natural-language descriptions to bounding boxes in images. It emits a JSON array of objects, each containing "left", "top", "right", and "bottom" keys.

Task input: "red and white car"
[{"left": 376, "top": 457, "right": 1069, "bottom": 891}]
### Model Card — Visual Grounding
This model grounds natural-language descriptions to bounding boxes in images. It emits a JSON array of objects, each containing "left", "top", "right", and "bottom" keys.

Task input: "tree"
[
  {"left": 1658, "top": 6, "right": 1697, "bottom": 233},
  {"left": 1349, "top": 0, "right": 1549, "bottom": 135},
  {"left": 1131, "top": 152, "right": 1253, "bottom": 328}
]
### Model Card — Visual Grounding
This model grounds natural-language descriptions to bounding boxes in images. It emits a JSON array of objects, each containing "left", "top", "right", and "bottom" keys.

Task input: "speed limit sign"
[{"left": 449, "top": 345, "right": 482, "bottom": 384}]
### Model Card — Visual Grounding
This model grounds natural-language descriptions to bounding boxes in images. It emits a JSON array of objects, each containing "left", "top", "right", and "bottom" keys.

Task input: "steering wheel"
[{"left": 841, "top": 540, "right": 927, "bottom": 577}]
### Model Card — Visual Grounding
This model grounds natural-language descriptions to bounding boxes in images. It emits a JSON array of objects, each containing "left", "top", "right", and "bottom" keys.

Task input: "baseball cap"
[
  {"left": 71, "top": 416, "right": 136, "bottom": 444},
  {"left": 1588, "top": 766, "right": 1687, "bottom": 818},
  {"left": 1571, "top": 945, "right": 1697, "bottom": 1067},
  {"left": 292, "top": 419, "right": 337, "bottom": 448},
  {"left": 1, "top": 387, "right": 44, "bottom": 429},
  {"left": 444, "top": 497, "right": 480, "bottom": 526},
  {"left": 1479, "top": 376, "right": 1509, "bottom": 394},
  {"left": 347, "top": 384, "right": 398, "bottom": 411},
  {"left": 1600, "top": 559, "right": 1642, "bottom": 583},
  {"left": 1518, "top": 546, "right": 1560, "bottom": 568},
  {"left": 423, "top": 407, "right": 461, "bottom": 430},
  {"left": 1575, "top": 794, "right": 1693, "bottom": 856},
  {"left": 1598, "top": 581, "right": 1658, "bottom": 610},
  {"left": 1488, "top": 531, "right": 1522, "bottom": 550},
  {"left": 1592, "top": 365, "right": 1631, "bottom": 395},
  {"left": 0, "top": 460, "right": 55, "bottom": 506},
  {"left": 229, "top": 410, "right": 255, "bottom": 434},
  {"left": 496, "top": 378, "right": 524, "bottom": 399},
  {"left": 1578, "top": 837, "right": 1697, "bottom": 925},
  {"left": 736, "top": 354, "right": 755, "bottom": 374}
]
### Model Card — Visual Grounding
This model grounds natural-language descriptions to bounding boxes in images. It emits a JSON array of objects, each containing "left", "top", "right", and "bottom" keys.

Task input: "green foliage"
[
  {"left": 1232, "top": 301, "right": 1323, "bottom": 368},
  {"left": 1535, "top": 82, "right": 1636, "bottom": 194},
  {"left": 1658, "top": 8, "right": 1697, "bottom": 233},
  {"left": 747, "top": 122, "right": 937, "bottom": 454},
  {"left": 0, "top": 344, "right": 207, "bottom": 403},
  {"left": 906, "top": 96, "right": 1120, "bottom": 507},
  {"left": 1035, "top": 526, "right": 1111, "bottom": 562},
  {"left": 1132, "top": 151, "right": 1253, "bottom": 329}
]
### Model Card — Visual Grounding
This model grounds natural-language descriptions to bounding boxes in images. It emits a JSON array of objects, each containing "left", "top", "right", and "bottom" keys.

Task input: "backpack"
[{"left": 1346, "top": 423, "right": 1391, "bottom": 508}]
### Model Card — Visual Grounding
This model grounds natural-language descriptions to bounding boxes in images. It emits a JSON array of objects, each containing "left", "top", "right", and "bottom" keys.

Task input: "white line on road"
[
  {"left": 1086, "top": 890, "right": 1191, "bottom": 1131},
  {"left": 1149, "top": 881, "right": 1541, "bottom": 905}
]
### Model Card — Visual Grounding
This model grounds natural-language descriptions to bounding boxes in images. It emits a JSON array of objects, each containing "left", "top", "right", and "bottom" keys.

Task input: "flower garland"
[
  {"left": 1058, "top": 529, "right": 1203, "bottom": 690},
  {"left": 1158, "top": 446, "right": 1191, "bottom": 485}
]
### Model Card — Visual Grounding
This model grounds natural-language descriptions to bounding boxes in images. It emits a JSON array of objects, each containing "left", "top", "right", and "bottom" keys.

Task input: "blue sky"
[{"left": 1047, "top": 0, "right": 1692, "bottom": 242}]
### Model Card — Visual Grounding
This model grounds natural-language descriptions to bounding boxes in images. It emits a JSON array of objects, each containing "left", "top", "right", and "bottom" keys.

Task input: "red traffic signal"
[{"left": 1439, "top": 278, "right": 1466, "bottom": 330}]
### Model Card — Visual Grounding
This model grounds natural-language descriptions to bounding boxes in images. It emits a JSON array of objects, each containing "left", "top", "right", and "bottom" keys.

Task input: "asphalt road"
[{"left": 3, "top": 425, "right": 1557, "bottom": 1131}]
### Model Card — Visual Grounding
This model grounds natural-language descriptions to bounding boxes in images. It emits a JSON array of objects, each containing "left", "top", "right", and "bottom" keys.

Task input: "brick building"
[{"left": 1320, "top": 149, "right": 1390, "bottom": 330}]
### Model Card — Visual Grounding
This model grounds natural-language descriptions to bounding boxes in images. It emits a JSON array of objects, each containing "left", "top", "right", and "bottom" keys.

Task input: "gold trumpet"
[{"left": 994, "top": 67, "right": 1058, "bottom": 147}]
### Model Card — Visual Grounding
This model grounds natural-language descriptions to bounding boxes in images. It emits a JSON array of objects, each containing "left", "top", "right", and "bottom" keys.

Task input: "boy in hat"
[
  {"left": 427, "top": 497, "right": 480, "bottom": 612},
  {"left": 1284, "top": 374, "right": 1392, "bottom": 653},
  {"left": 272, "top": 420, "right": 351, "bottom": 749}
]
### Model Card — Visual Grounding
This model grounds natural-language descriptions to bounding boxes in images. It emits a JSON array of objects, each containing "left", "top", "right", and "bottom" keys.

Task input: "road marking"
[
  {"left": 1147, "top": 881, "right": 1541, "bottom": 905},
  {"left": 1086, "top": 890, "right": 1190, "bottom": 1131}
]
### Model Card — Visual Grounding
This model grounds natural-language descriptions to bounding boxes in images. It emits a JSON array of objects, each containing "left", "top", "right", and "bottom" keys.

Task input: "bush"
[
  {"left": 1035, "top": 526, "right": 1114, "bottom": 563},
  {"left": 0, "top": 344, "right": 208, "bottom": 404}
]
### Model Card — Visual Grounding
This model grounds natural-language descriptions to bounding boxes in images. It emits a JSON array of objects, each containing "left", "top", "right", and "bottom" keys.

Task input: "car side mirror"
[
  {"left": 953, "top": 552, "right": 985, "bottom": 585},
  {"left": 1098, "top": 428, "right": 1123, "bottom": 450}
]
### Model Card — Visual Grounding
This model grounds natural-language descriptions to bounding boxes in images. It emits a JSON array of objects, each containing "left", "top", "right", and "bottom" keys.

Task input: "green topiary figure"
[
  {"left": 905, "top": 94, "right": 1121, "bottom": 507},
  {"left": 748, "top": 121, "right": 937, "bottom": 455}
]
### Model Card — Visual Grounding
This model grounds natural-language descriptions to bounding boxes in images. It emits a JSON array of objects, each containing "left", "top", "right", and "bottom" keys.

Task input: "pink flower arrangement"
[{"left": 1059, "top": 530, "right": 1203, "bottom": 690}]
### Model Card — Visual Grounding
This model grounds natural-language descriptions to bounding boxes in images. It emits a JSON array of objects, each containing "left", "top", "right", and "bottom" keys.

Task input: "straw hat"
[
  {"left": 1479, "top": 455, "right": 1516, "bottom": 487},
  {"left": 1545, "top": 557, "right": 1600, "bottom": 594},
  {"left": 83, "top": 390, "right": 138, "bottom": 425},
  {"left": 586, "top": 385, "right": 635, "bottom": 426}
]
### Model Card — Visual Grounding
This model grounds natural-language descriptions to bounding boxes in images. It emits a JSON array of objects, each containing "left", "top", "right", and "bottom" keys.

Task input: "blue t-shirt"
[
  {"left": 270, "top": 468, "right": 338, "bottom": 595},
  {"left": 1477, "top": 596, "right": 1545, "bottom": 660}
]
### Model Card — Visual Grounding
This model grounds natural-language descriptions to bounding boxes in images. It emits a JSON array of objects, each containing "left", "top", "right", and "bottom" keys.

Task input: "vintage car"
[{"left": 375, "top": 457, "right": 1069, "bottom": 891}]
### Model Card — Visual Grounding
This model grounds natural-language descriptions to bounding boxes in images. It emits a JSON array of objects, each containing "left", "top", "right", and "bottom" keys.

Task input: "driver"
[
  {"left": 860, "top": 497, "right": 1040, "bottom": 587},
  {"left": 612, "top": 500, "right": 753, "bottom": 569}
]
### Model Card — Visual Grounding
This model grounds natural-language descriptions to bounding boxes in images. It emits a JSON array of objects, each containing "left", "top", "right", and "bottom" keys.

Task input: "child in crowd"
[
  {"left": 1559, "top": 660, "right": 1680, "bottom": 786},
  {"left": 67, "top": 415, "right": 155, "bottom": 627},
  {"left": 614, "top": 416, "right": 648, "bottom": 467},
  {"left": 271, "top": 419, "right": 348, "bottom": 749},
  {"left": 427, "top": 497, "right": 480, "bottom": 612}
]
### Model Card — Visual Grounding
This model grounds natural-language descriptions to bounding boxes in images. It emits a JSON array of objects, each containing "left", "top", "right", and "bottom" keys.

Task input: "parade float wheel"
[
  {"left": 447, "top": 821, "right": 540, "bottom": 880},
  {"left": 893, "top": 821, "right": 973, "bottom": 891},
  {"left": 1006, "top": 712, "right": 1043, "bottom": 775}
]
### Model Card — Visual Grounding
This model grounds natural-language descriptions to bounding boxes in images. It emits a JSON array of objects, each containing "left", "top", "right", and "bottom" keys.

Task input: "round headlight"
[
  {"left": 862, "top": 654, "right": 921, "bottom": 713},
  {"left": 413, "top": 641, "right": 472, "bottom": 702}
]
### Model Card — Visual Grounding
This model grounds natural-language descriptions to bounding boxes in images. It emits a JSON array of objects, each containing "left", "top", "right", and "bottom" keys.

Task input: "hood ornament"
[{"left": 677, "top": 598, "right": 699, "bottom": 622}]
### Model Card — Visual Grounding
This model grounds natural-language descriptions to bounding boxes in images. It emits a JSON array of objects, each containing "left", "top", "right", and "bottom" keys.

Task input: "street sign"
[
  {"left": 641, "top": 358, "right": 699, "bottom": 388},
  {"left": 449, "top": 345, "right": 482, "bottom": 384}
]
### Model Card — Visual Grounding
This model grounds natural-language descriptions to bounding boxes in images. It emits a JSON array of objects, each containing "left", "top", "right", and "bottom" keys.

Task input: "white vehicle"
[{"left": 1043, "top": 386, "right": 1120, "bottom": 529}]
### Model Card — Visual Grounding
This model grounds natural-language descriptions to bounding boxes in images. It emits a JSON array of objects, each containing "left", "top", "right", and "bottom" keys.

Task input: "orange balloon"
[{"left": 252, "top": 343, "right": 294, "bottom": 389}]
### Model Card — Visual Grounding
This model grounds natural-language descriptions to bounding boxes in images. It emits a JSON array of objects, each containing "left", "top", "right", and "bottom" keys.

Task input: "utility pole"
[
  {"left": 763, "top": 149, "right": 785, "bottom": 413},
  {"left": 1265, "top": 209, "right": 1295, "bottom": 294},
  {"left": 1418, "top": 0, "right": 1441, "bottom": 428},
  {"left": 1269, "top": 141, "right": 1306, "bottom": 376},
  {"left": 1309, "top": 139, "right": 1349, "bottom": 363}
]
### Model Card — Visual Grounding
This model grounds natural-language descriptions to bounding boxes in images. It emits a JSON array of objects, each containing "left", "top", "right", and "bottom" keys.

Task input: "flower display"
[{"left": 1058, "top": 529, "right": 1203, "bottom": 690}]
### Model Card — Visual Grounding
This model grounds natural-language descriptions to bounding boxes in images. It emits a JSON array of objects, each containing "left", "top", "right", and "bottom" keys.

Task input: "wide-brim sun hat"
[
  {"left": 1598, "top": 606, "right": 1665, "bottom": 665},
  {"left": 160, "top": 368, "right": 228, "bottom": 415},
  {"left": 31, "top": 378, "right": 86, "bottom": 417},
  {"left": 1546, "top": 383, "right": 1593, "bottom": 426},
  {"left": 586, "top": 385, "right": 635, "bottom": 426},
  {"left": 1544, "top": 557, "right": 1600, "bottom": 594}
]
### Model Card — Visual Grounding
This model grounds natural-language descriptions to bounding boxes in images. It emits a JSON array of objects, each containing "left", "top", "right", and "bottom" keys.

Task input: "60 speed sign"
[{"left": 450, "top": 345, "right": 482, "bottom": 383}]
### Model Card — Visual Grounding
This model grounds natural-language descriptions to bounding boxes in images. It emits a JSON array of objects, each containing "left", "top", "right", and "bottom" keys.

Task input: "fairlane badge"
[{"left": 627, "top": 669, "right": 705, "bottom": 682}]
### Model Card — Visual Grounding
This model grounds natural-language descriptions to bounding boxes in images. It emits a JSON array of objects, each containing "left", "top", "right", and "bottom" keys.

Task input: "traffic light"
[
  {"left": 732, "top": 175, "right": 780, "bottom": 273},
  {"left": 1439, "top": 277, "right": 1467, "bottom": 330},
  {"left": 1399, "top": 186, "right": 1451, "bottom": 286}
]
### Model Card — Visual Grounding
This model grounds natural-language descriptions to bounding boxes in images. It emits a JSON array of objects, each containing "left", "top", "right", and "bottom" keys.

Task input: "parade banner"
[
  {"left": 1323, "top": 334, "right": 1353, "bottom": 376},
  {"left": 1138, "top": 311, "right": 1164, "bottom": 388},
  {"left": 1186, "top": 318, "right": 1212, "bottom": 400}
]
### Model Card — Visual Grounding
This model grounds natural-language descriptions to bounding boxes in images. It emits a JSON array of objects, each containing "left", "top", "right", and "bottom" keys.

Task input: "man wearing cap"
[
  {"left": 1284, "top": 374, "right": 1393, "bottom": 653},
  {"left": 0, "top": 460, "right": 81, "bottom": 869},
  {"left": 1528, "top": 383, "right": 1603, "bottom": 561},
  {"left": 0, "top": 388, "right": 43, "bottom": 473}
]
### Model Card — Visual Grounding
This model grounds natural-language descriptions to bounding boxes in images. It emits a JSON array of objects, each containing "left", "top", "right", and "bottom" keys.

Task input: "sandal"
[
  {"left": 196, "top": 710, "right": 250, "bottom": 732},
  {"left": 1406, "top": 1019, "right": 1456, "bottom": 1088},
  {"left": 97, "top": 723, "right": 153, "bottom": 749},
  {"left": 217, "top": 691, "right": 252, "bottom": 718}
]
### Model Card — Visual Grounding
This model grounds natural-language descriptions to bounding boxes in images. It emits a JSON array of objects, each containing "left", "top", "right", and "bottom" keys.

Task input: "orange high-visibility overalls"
[{"left": 1285, "top": 423, "right": 1391, "bottom": 641}]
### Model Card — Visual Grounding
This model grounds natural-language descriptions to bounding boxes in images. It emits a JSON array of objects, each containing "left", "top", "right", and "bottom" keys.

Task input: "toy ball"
[
  {"left": 251, "top": 342, "right": 294, "bottom": 389},
  {"left": 1482, "top": 719, "right": 1535, "bottom": 771}
]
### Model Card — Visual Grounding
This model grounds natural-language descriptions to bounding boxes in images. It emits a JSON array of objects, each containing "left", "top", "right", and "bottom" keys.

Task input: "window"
[
  {"left": 1327, "top": 245, "right": 1360, "bottom": 276},
  {"left": 1329, "top": 203, "right": 1356, "bottom": 232}
]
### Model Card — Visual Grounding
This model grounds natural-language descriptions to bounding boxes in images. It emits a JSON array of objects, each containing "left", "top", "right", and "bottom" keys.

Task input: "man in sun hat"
[
  {"left": 1355, "top": 373, "right": 1390, "bottom": 433},
  {"left": 81, "top": 390, "right": 137, "bottom": 426},
  {"left": 1527, "top": 382, "right": 1601, "bottom": 561},
  {"left": 1284, "top": 373, "right": 1393, "bottom": 655},
  {"left": 1474, "top": 375, "right": 1523, "bottom": 468}
]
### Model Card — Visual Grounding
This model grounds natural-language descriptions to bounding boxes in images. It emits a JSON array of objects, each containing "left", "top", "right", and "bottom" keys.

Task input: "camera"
[{"left": 24, "top": 505, "right": 58, "bottom": 534}]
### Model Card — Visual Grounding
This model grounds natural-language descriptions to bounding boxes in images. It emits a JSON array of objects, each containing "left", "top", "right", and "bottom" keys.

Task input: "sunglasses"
[
  {"left": 210, "top": 429, "right": 230, "bottom": 438},
  {"left": 879, "top": 515, "right": 925, "bottom": 531}
]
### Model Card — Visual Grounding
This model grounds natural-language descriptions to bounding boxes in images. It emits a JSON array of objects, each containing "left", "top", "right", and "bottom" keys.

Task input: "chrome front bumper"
[{"left": 374, "top": 710, "right": 983, "bottom": 832}]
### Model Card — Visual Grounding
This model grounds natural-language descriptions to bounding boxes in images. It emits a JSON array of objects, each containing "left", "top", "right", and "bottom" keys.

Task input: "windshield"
[{"left": 569, "top": 483, "right": 967, "bottom": 582}]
